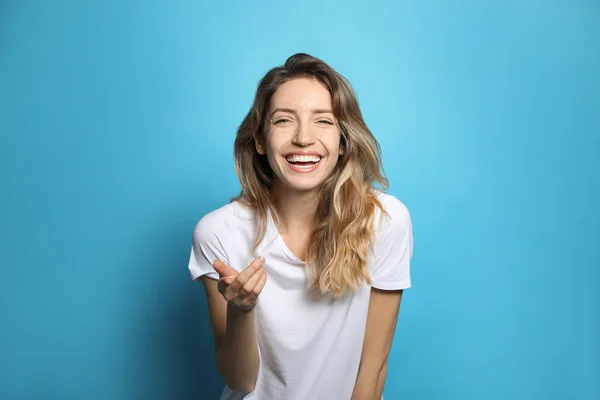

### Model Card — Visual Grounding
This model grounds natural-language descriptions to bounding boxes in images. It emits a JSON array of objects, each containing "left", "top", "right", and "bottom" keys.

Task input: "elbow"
[
  {"left": 379, "top": 362, "right": 388, "bottom": 379},
  {"left": 216, "top": 356, "right": 258, "bottom": 393},
  {"left": 232, "top": 382, "right": 256, "bottom": 393},
  {"left": 220, "top": 375, "right": 256, "bottom": 393}
]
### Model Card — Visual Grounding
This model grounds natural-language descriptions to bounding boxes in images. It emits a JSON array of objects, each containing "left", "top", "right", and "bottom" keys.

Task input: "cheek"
[
  {"left": 264, "top": 137, "right": 286, "bottom": 171},
  {"left": 327, "top": 134, "right": 343, "bottom": 156},
  {"left": 328, "top": 152, "right": 341, "bottom": 168},
  {"left": 265, "top": 137, "right": 282, "bottom": 159}
]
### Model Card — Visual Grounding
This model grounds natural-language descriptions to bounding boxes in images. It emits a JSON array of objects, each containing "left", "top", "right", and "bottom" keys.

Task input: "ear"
[{"left": 255, "top": 134, "right": 266, "bottom": 155}]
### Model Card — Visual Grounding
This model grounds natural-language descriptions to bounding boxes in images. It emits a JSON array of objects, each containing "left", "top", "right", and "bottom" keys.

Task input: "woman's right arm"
[{"left": 199, "top": 257, "right": 266, "bottom": 393}]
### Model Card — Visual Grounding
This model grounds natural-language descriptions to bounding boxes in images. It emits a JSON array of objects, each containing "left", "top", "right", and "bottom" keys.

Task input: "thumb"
[{"left": 213, "top": 260, "right": 238, "bottom": 277}]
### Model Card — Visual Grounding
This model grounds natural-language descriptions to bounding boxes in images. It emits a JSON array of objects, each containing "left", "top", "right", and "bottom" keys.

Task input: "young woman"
[{"left": 188, "top": 53, "right": 413, "bottom": 400}]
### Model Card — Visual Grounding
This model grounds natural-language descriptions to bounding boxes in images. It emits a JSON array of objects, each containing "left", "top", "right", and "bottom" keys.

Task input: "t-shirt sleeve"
[
  {"left": 370, "top": 196, "right": 414, "bottom": 290},
  {"left": 188, "top": 215, "right": 229, "bottom": 281}
]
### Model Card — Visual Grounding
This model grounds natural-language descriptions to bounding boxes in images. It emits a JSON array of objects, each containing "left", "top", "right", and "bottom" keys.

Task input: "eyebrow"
[{"left": 270, "top": 107, "right": 334, "bottom": 118}]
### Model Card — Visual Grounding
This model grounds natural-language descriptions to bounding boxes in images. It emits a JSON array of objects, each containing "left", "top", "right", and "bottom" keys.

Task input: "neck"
[{"left": 270, "top": 183, "right": 319, "bottom": 234}]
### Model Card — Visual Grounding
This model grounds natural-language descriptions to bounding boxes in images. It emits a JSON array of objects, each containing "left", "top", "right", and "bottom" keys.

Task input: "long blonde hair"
[{"left": 233, "top": 53, "right": 388, "bottom": 297}]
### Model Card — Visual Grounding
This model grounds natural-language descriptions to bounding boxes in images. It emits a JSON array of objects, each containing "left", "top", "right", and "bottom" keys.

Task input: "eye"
[
  {"left": 274, "top": 118, "right": 293, "bottom": 124},
  {"left": 317, "top": 119, "right": 334, "bottom": 125}
]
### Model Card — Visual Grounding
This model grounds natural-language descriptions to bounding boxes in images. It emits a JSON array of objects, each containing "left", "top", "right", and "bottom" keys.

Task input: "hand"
[{"left": 213, "top": 257, "right": 267, "bottom": 311}]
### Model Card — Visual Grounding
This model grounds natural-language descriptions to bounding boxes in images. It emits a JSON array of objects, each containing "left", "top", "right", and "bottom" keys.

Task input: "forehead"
[{"left": 269, "top": 77, "right": 332, "bottom": 110}]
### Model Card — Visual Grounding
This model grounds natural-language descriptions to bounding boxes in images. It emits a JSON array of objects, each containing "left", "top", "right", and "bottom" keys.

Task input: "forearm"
[
  {"left": 216, "top": 303, "right": 260, "bottom": 392},
  {"left": 351, "top": 362, "right": 387, "bottom": 400}
]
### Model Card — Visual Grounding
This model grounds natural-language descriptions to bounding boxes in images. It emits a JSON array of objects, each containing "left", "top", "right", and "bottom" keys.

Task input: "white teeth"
[{"left": 286, "top": 154, "right": 321, "bottom": 163}]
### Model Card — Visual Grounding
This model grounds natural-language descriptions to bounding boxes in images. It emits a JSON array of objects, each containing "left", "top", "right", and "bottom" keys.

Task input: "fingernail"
[{"left": 257, "top": 256, "right": 265, "bottom": 264}]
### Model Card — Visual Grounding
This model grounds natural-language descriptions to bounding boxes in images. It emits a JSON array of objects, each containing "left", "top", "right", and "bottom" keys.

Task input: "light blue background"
[{"left": 1, "top": 1, "right": 599, "bottom": 399}]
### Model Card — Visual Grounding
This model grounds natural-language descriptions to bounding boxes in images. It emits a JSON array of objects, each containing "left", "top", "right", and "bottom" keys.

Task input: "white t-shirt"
[{"left": 188, "top": 191, "right": 413, "bottom": 400}]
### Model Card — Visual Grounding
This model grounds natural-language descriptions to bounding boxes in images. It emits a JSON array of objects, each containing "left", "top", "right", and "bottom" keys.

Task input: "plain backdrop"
[{"left": 1, "top": 1, "right": 599, "bottom": 399}]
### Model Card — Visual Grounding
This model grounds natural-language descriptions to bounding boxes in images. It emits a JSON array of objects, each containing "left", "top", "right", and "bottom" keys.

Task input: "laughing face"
[{"left": 256, "top": 77, "right": 344, "bottom": 193}]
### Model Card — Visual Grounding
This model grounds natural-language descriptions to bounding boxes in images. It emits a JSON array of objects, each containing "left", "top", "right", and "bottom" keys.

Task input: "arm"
[
  {"left": 190, "top": 216, "right": 266, "bottom": 393},
  {"left": 351, "top": 287, "right": 403, "bottom": 400},
  {"left": 200, "top": 260, "right": 265, "bottom": 393}
]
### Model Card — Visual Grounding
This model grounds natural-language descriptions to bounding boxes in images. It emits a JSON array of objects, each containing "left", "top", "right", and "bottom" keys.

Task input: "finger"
[
  {"left": 253, "top": 267, "right": 268, "bottom": 295},
  {"left": 213, "top": 260, "right": 238, "bottom": 278},
  {"left": 217, "top": 275, "right": 235, "bottom": 294},
  {"left": 229, "top": 263, "right": 264, "bottom": 295},
  {"left": 244, "top": 268, "right": 268, "bottom": 305},
  {"left": 236, "top": 257, "right": 265, "bottom": 283},
  {"left": 222, "top": 275, "right": 236, "bottom": 285},
  {"left": 239, "top": 266, "right": 265, "bottom": 297}
]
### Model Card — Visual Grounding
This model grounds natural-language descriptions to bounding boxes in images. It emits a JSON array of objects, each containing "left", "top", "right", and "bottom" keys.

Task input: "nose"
[{"left": 291, "top": 121, "right": 316, "bottom": 147}]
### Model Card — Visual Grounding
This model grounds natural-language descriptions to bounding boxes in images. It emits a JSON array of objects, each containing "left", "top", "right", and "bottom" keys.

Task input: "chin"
[
  {"left": 274, "top": 173, "right": 328, "bottom": 193},
  {"left": 271, "top": 161, "right": 337, "bottom": 193},
  {"left": 283, "top": 180, "right": 323, "bottom": 193}
]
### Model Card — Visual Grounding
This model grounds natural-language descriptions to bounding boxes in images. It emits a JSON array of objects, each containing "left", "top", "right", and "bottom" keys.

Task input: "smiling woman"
[
  {"left": 188, "top": 53, "right": 413, "bottom": 400},
  {"left": 257, "top": 78, "right": 343, "bottom": 194}
]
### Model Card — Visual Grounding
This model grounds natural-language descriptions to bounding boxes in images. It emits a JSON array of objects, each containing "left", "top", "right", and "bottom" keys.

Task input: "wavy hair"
[{"left": 233, "top": 53, "right": 388, "bottom": 297}]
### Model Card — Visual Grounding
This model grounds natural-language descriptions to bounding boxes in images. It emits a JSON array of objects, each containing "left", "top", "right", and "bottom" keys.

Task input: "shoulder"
[
  {"left": 192, "top": 200, "right": 254, "bottom": 242},
  {"left": 369, "top": 191, "right": 414, "bottom": 286},
  {"left": 374, "top": 190, "right": 412, "bottom": 233}
]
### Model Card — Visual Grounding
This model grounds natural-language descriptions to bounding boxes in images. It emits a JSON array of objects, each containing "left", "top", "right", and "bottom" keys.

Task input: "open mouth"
[{"left": 285, "top": 154, "right": 322, "bottom": 171}]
